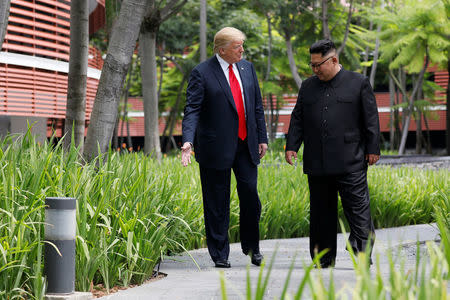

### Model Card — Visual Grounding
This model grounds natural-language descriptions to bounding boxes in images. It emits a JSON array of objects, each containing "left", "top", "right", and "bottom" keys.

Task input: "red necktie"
[{"left": 228, "top": 64, "right": 247, "bottom": 140}]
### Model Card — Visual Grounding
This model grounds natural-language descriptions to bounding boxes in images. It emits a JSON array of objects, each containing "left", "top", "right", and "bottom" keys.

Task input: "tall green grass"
[
  {"left": 221, "top": 210, "right": 450, "bottom": 300},
  {"left": 255, "top": 150, "right": 448, "bottom": 236},
  {"left": 0, "top": 133, "right": 205, "bottom": 298},
  {"left": 0, "top": 133, "right": 448, "bottom": 297},
  {"left": 220, "top": 239, "right": 449, "bottom": 300},
  {"left": 369, "top": 166, "right": 449, "bottom": 228}
]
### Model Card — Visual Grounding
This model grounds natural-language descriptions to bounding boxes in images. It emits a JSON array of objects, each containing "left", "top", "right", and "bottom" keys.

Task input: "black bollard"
[{"left": 44, "top": 197, "right": 76, "bottom": 294}]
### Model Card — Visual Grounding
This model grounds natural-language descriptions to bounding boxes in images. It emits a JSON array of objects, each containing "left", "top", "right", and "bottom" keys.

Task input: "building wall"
[
  {"left": 10, "top": 116, "right": 47, "bottom": 143},
  {"left": 0, "top": 0, "right": 104, "bottom": 141}
]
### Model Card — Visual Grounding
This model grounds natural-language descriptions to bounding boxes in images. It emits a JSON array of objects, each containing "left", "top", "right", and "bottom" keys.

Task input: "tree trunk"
[
  {"left": 158, "top": 41, "right": 165, "bottom": 100},
  {"left": 126, "top": 112, "right": 133, "bottom": 150},
  {"left": 369, "top": 24, "right": 381, "bottom": 89},
  {"left": 399, "top": 68, "right": 407, "bottom": 138},
  {"left": 84, "top": 0, "right": 149, "bottom": 161},
  {"left": 265, "top": 14, "right": 272, "bottom": 81},
  {"left": 398, "top": 56, "right": 429, "bottom": 155},
  {"left": 138, "top": 0, "right": 186, "bottom": 157},
  {"left": 199, "top": 0, "right": 207, "bottom": 62},
  {"left": 161, "top": 56, "right": 184, "bottom": 142},
  {"left": 394, "top": 85, "right": 401, "bottom": 149},
  {"left": 336, "top": 0, "right": 353, "bottom": 56},
  {"left": 166, "top": 75, "right": 187, "bottom": 151},
  {"left": 140, "top": 29, "right": 162, "bottom": 160},
  {"left": 0, "top": 0, "right": 11, "bottom": 50},
  {"left": 285, "top": 36, "right": 302, "bottom": 90},
  {"left": 112, "top": 115, "right": 119, "bottom": 150},
  {"left": 423, "top": 114, "right": 432, "bottom": 154},
  {"left": 270, "top": 94, "right": 280, "bottom": 141},
  {"left": 415, "top": 87, "right": 424, "bottom": 154},
  {"left": 274, "top": 97, "right": 280, "bottom": 140},
  {"left": 64, "top": 0, "right": 89, "bottom": 151},
  {"left": 362, "top": 50, "right": 369, "bottom": 77},
  {"left": 447, "top": 60, "right": 450, "bottom": 155},
  {"left": 322, "top": 0, "right": 330, "bottom": 39},
  {"left": 268, "top": 93, "right": 274, "bottom": 141},
  {"left": 389, "top": 74, "right": 395, "bottom": 151},
  {"left": 415, "top": 111, "right": 422, "bottom": 154},
  {"left": 120, "top": 55, "right": 135, "bottom": 149},
  {"left": 362, "top": 0, "right": 376, "bottom": 77}
]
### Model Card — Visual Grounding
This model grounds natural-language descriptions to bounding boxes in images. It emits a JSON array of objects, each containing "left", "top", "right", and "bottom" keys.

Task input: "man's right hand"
[
  {"left": 285, "top": 150, "right": 297, "bottom": 165},
  {"left": 181, "top": 142, "right": 192, "bottom": 167}
]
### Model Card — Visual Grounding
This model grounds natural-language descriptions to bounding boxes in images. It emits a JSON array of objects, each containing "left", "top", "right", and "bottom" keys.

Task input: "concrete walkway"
[{"left": 98, "top": 224, "right": 440, "bottom": 300}]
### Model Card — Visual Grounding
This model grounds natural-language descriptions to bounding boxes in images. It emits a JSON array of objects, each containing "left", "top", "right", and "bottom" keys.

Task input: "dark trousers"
[
  {"left": 307, "top": 169, "right": 375, "bottom": 264},
  {"left": 199, "top": 139, "right": 261, "bottom": 262}
]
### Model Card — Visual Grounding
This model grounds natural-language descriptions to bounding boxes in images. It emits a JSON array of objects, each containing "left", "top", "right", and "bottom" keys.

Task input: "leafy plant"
[{"left": 1, "top": 133, "right": 447, "bottom": 297}]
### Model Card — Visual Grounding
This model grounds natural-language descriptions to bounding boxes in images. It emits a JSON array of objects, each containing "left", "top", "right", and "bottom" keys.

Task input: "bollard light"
[{"left": 44, "top": 197, "right": 77, "bottom": 295}]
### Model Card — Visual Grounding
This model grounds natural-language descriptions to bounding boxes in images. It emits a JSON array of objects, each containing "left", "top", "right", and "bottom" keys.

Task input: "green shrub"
[{"left": 0, "top": 133, "right": 448, "bottom": 297}]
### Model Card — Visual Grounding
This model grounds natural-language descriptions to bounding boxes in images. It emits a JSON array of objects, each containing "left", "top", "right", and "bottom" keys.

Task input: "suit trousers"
[
  {"left": 199, "top": 139, "right": 261, "bottom": 262},
  {"left": 307, "top": 169, "right": 375, "bottom": 264}
]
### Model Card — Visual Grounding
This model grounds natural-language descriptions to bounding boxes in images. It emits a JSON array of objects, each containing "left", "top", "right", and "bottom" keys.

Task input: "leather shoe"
[
  {"left": 214, "top": 259, "right": 231, "bottom": 268},
  {"left": 315, "top": 260, "right": 335, "bottom": 268},
  {"left": 318, "top": 262, "right": 333, "bottom": 268},
  {"left": 250, "top": 252, "right": 263, "bottom": 266}
]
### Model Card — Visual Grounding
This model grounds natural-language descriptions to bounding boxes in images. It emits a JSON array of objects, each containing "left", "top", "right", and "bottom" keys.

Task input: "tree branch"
[
  {"left": 337, "top": 0, "right": 354, "bottom": 55},
  {"left": 160, "top": 0, "right": 187, "bottom": 23},
  {"left": 163, "top": 55, "right": 184, "bottom": 74},
  {"left": 397, "top": 51, "right": 430, "bottom": 154},
  {"left": 322, "top": 0, "right": 330, "bottom": 39},
  {"left": 389, "top": 69, "right": 408, "bottom": 99}
]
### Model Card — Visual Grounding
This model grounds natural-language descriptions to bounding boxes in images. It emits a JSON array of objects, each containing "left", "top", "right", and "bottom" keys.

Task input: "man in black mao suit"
[
  {"left": 285, "top": 39, "right": 380, "bottom": 267},
  {"left": 181, "top": 27, "right": 268, "bottom": 268}
]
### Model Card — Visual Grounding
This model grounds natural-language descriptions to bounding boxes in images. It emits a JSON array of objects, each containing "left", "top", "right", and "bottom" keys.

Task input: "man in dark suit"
[
  {"left": 285, "top": 39, "right": 380, "bottom": 268},
  {"left": 181, "top": 27, "right": 268, "bottom": 268}
]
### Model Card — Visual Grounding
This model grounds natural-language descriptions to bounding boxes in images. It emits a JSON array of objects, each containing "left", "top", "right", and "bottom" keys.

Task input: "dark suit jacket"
[
  {"left": 182, "top": 56, "right": 268, "bottom": 169},
  {"left": 286, "top": 69, "right": 380, "bottom": 175}
]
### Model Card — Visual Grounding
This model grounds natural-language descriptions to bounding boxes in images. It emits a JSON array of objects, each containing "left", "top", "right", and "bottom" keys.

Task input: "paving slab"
[
  {"left": 45, "top": 292, "right": 93, "bottom": 300},
  {"left": 98, "top": 223, "right": 441, "bottom": 300}
]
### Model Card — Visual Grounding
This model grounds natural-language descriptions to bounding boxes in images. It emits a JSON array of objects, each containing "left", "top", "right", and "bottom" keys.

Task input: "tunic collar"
[
  {"left": 320, "top": 67, "right": 344, "bottom": 88},
  {"left": 328, "top": 67, "right": 344, "bottom": 88}
]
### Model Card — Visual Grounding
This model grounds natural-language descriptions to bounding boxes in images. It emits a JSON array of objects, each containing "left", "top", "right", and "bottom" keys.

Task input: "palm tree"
[
  {"left": 374, "top": 0, "right": 450, "bottom": 154},
  {"left": 139, "top": 0, "right": 187, "bottom": 160},
  {"left": 84, "top": 0, "right": 150, "bottom": 161},
  {"left": 273, "top": 0, "right": 303, "bottom": 90}
]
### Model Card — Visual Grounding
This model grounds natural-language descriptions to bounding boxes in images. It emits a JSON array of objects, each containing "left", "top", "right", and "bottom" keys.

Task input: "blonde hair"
[{"left": 213, "top": 27, "right": 246, "bottom": 54}]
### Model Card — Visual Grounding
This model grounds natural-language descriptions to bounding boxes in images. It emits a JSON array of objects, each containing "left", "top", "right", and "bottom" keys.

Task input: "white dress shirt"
[{"left": 216, "top": 54, "right": 246, "bottom": 112}]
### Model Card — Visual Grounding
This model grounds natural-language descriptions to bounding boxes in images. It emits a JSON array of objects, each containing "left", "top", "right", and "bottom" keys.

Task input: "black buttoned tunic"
[{"left": 286, "top": 68, "right": 381, "bottom": 265}]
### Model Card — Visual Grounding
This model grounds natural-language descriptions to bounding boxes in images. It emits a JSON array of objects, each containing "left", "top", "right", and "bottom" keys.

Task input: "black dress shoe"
[
  {"left": 215, "top": 259, "right": 231, "bottom": 268},
  {"left": 315, "top": 260, "right": 335, "bottom": 268},
  {"left": 319, "top": 262, "right": 333, "bottom": 268},
  {"left": 251, "top": 252, "right": 263, "bottom": 266}
]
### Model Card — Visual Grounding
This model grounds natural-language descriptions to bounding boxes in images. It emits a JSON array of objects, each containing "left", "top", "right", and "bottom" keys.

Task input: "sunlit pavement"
[{"left": 98, "top": 223, "right": 440, "bottom": 300}]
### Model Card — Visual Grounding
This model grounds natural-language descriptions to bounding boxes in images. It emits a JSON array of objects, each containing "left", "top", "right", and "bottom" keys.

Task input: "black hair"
[{"left": 309, "top": 39, "right": 336, "bottom": 56}]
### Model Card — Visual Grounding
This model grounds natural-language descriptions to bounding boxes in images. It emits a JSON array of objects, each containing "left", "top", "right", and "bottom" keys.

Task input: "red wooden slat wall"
[
  {"left": 0, "top": 0, "right": 446, "bottom": 139},
  {"left": 0, "top": 0, "right": 102, "bottom": 123}
]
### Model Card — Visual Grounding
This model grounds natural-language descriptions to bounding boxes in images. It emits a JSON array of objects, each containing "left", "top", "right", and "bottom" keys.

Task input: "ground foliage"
[{"left": 0, "top": 134, "right": 448, "bottom": 298}]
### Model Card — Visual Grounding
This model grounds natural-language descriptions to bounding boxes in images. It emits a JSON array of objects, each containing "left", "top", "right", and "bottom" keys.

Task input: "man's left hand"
[
  {"left": 366, "top": 154, "right": 380, "bottom": 165},
  {"left": 181, "top": 142, "right": 192, "bottom": 166},
  {"left": 259, "top": 143, "right": 268, "bottom": 159}
]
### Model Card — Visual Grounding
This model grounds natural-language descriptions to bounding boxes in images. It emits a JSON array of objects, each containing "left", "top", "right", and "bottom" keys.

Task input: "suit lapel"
[
  {"left": 209, "top": 56, "right": 236, "bottom": 111},
  {"left": 236, "top": 60, "right": 250, "bottom": 113}
]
